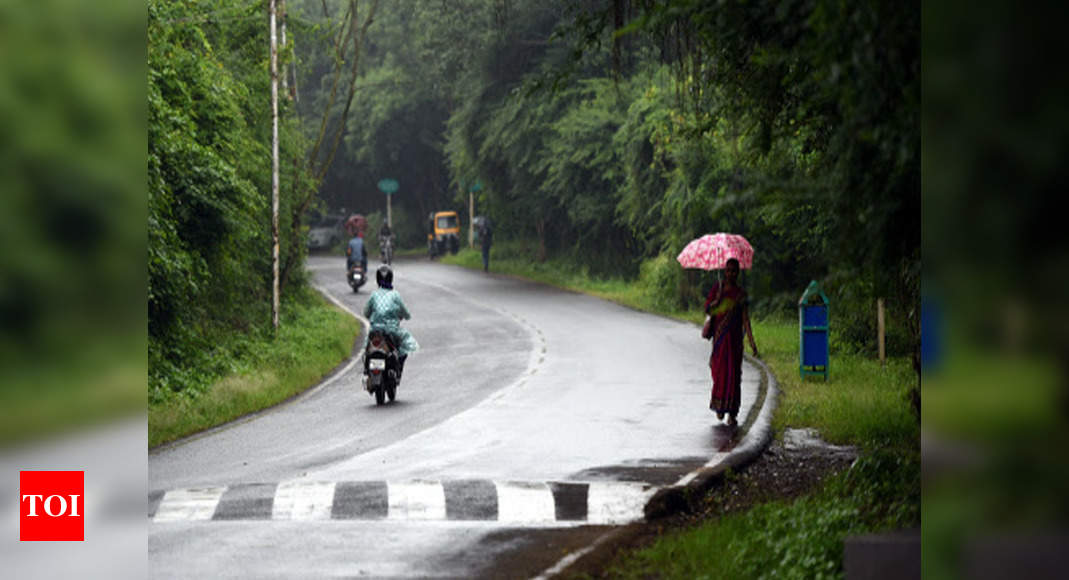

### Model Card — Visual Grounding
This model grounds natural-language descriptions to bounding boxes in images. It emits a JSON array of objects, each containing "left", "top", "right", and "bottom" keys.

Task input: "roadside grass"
[
  {"left": 444, "top": 246, "right": 920, "bottom": 577},
  {"left": 600, "top": 447, "right": 919, "bottom": 579},
  {"left": 148, "top": 289, "right": 361, "bottom": 448}
]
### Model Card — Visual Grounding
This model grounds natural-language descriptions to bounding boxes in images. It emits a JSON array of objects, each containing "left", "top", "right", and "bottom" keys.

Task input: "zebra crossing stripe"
[
  {"left": 549, "top": 482, "right": 588, "bottom": 521},
  {"left": 273, "top": 481, "right": 336, "bottom": 520},
  {"left": 153, "top": 487, "right": 226, "bottom": 522},
  {"left": 587, "top": 482, "right": 656, "bottom": 525},
  {"left": 149, "top": 480, "right": 655, "bottom": 524},
  {"left": 494, "top": 481, "right": 555, "bottom": 523},
  {"left": 443, "top": 479, "right": 497, "bottom": 521},
  {"left": 332, "top": 481, "right": 388, "bottom": 520},
  {"left": 387, "top": 480, "right": 446, "bottom": 520},
  {"left": 214, "top": 483, "right": 276, "bottom": 520}
]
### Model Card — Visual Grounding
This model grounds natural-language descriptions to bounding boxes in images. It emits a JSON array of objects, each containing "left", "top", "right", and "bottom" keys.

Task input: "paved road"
[{"left": 148, "top": 256, "right": 763, "bottom": 578}]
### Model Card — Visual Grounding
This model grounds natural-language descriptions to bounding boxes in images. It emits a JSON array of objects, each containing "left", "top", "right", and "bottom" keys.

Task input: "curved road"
[{"left": 148, "top": 256, "right": 764, "bottom": 578}]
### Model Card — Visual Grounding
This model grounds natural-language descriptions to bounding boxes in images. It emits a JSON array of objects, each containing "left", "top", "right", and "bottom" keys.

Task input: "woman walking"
[{"left": 704, "top": 258, "right": 759, "bottom": 426}]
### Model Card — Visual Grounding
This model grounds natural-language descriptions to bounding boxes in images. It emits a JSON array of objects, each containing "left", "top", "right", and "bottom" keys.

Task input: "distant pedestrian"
[
  {"left": 703, "top": 258, "right": 758, "bottom": 427},
  {"left": 479, "top": 217, "right": 493, "bottom": 272}
]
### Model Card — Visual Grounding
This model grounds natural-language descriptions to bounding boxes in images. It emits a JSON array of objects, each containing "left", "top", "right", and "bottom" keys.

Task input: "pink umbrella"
[
  {"left": 344, "top": 214, "right": 367, "bottom": 236},
  {"left": 676, "top": 233, "right": 754, "bottom": 270}
]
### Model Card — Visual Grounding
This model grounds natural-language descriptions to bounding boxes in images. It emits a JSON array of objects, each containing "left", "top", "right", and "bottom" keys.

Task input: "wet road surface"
[{"left": 148, "top": 256, "right": 764, "bottom": 578}]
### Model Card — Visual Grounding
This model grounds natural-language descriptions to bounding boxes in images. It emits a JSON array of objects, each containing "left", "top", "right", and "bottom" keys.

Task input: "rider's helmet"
[{"left": 376, "top": 265, "right": 393, "bottom": 287}]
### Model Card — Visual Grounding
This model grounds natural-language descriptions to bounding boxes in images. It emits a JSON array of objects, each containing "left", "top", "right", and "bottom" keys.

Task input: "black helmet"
[{"left": 376, "top": 264, "right": 393, "bottom": 287}]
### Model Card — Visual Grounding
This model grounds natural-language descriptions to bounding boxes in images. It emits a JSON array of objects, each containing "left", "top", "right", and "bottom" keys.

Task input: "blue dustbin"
[{"left": 799, "top": 280, "right": 829, "bottom": 380}]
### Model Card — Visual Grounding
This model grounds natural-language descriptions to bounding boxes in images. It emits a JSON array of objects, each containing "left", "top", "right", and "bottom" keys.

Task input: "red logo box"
[{"left": 20, "top": 471, "right": 84, "bottom": 541}]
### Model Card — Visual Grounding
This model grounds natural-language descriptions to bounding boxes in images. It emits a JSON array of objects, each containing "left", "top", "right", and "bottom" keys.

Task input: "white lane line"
[
  {"left": 272, "top": 481, "right": 336, "bottom": 520},
  {"left": 495, "top": 481, "right": 556, "bottom": 523},
  {"left": 388, "top": 481, "right": 446, "bottom": 520},
  {"left": 153, "top": 487, "right": 227, "bottom": 522},
  {"left": 674, "top": 451, "right": 731, "bottom": 486},
  {"left": 587, "top": 482, "right": 656, "bottom": 525},
  {"left": 531, "top": 529, "right": 619, "bottom": 580}
]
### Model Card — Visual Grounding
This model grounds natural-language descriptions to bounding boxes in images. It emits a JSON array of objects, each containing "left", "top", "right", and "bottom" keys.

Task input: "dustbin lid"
[{"left": 798, "top": 280, "right": 829, "bottom": 306}]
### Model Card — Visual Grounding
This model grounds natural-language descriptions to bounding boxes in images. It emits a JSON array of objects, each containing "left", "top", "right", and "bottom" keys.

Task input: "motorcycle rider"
[
  {"left": 346, "top": 229, "right": 367, "bottom": 274},
  {"left": 363, "top": 265, "right": 419, "bottom": 381}
]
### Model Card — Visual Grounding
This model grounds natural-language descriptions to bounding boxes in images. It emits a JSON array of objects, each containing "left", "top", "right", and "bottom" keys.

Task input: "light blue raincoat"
[{"left": 363, "top": 288, "right": 419, "bottom": 356}]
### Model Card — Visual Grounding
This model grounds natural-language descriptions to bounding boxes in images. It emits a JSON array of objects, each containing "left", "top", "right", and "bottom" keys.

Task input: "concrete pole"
[{"left": 270, "top": 0, "right": 280, "bottom": 331}]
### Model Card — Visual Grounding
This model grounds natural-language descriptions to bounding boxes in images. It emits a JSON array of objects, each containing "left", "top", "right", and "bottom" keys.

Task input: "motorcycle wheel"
[{"left": 375, "top": 386, "right": 385, "bottom": 405}]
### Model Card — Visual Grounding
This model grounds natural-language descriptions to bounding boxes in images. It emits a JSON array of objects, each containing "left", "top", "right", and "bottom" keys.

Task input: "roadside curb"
[{"left": 644, "top": 354, "right": 779, "bottom": 520}]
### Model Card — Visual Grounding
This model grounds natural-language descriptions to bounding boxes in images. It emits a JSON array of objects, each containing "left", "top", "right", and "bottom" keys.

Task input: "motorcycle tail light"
[{"left": 370, "top": 335, "right": 383, "bottom": 347}]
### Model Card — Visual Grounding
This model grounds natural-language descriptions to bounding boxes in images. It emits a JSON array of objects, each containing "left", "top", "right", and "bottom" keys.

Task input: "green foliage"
[
  {"left": 148, "top": 0, "right": 321, "bottom": 398},
  {"left": 148, "top": 0, "right": 919, "bottom": 401},
  {"left": 149, "top": 287, "right": 361, "bottom": 447}
]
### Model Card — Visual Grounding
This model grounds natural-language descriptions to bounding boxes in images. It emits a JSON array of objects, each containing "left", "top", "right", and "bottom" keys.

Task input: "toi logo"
[{"left": 20, "top": 471, "right": 84, "bottom": 541}]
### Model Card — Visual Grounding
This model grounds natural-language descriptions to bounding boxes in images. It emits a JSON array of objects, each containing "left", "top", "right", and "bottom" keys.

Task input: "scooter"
[
  {"left": 347, "top": 263, "right": 367, "bottom": 293},
  {"left": 364, "top": 329, "right": 399, "bottom": 405}
]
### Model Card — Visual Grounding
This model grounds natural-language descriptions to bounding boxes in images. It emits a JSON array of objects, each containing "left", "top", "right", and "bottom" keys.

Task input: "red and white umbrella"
[{"left": 676, "top": 233, "right": 754, "bottom": 270}]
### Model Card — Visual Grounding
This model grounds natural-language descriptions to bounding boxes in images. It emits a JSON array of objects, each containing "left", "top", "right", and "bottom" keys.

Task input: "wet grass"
[
  {"left": 148, "top": 291, "right": 361, "bottom": 448},
  {"left": 594, "top": 448, "right": 919, "bottom": 579}
]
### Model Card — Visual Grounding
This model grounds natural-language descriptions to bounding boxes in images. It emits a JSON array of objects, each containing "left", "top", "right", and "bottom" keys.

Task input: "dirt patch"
[{"left": 556, "top": 434, "right": 858, "bottom": 578}]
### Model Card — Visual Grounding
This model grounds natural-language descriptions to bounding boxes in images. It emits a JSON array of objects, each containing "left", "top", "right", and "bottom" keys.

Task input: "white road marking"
[
  {"left": 387, "top": 481, "right": 446, "bottom": 520},
  {"left": 153, "top": 487, "right": 226, "bottom": 522},
  {"left": 587, "top": 482, "right": 656, "bottom": 525},
  {"left": 272, "top": 481, "right": 336, "bottom": 521},
  {"left": 674, "top": 451, "right": 731, "bottom": 486},
  {"left": 494, "top": 481, "right": 556, "bottom": 523}
]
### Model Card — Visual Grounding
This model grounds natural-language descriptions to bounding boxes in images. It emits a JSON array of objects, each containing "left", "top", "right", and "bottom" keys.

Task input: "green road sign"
[{"left": 377, "top": 178, "right": 399, "bottom": 194}]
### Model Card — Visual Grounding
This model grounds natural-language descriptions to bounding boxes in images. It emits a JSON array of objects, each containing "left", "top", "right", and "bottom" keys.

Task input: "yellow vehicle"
[{"left": 427, "top": 211, "right": 461, "bottom": 258}]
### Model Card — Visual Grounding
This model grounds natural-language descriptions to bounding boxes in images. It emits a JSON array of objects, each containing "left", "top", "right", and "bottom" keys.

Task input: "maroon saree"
[{"left": 704, "top": 283, "right": 747, "bottom": 416}]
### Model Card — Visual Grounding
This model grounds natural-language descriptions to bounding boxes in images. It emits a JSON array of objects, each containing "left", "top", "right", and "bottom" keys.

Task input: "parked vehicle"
[
  {"left": 427, "top": 211, "right": 461, "bottom": 258},
  {"left": 364, "top": 329, "right": 399, "bottom": 405},
  {"left": 347, "top": 263, "right": 367, "bottom": 293},
  {"left": 307, "top": 214, "right": 346, "bottom": 250}
]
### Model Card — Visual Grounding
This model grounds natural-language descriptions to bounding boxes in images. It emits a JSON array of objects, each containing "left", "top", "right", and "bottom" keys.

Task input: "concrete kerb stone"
[{"left": 644, "top": 354, "right": 779, "bottom": 520}]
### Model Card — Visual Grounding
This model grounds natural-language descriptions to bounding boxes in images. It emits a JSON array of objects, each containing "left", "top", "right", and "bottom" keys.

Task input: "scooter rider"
[
  {"left": 346, "top": 230, "right": 367, "bottom": 273},
  {"left": 363, "top": 265, "right": 419, "bottom": 379}
]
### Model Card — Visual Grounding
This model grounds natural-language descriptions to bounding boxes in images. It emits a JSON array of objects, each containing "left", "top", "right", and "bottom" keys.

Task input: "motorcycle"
[
  {"left": 364, "top": 329, "right": 400, "bottom": 405},
  {"left": 347, "top": 263, "right": 367, "bottom": 293}
]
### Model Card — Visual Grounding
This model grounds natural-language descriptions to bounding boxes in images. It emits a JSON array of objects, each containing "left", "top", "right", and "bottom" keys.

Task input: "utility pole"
[
  {"left": 280, "top": 0, "right": 288, "bottom": 99},
  {"left": 270, "top": 0, "right": 280, "bottom": 330}
]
